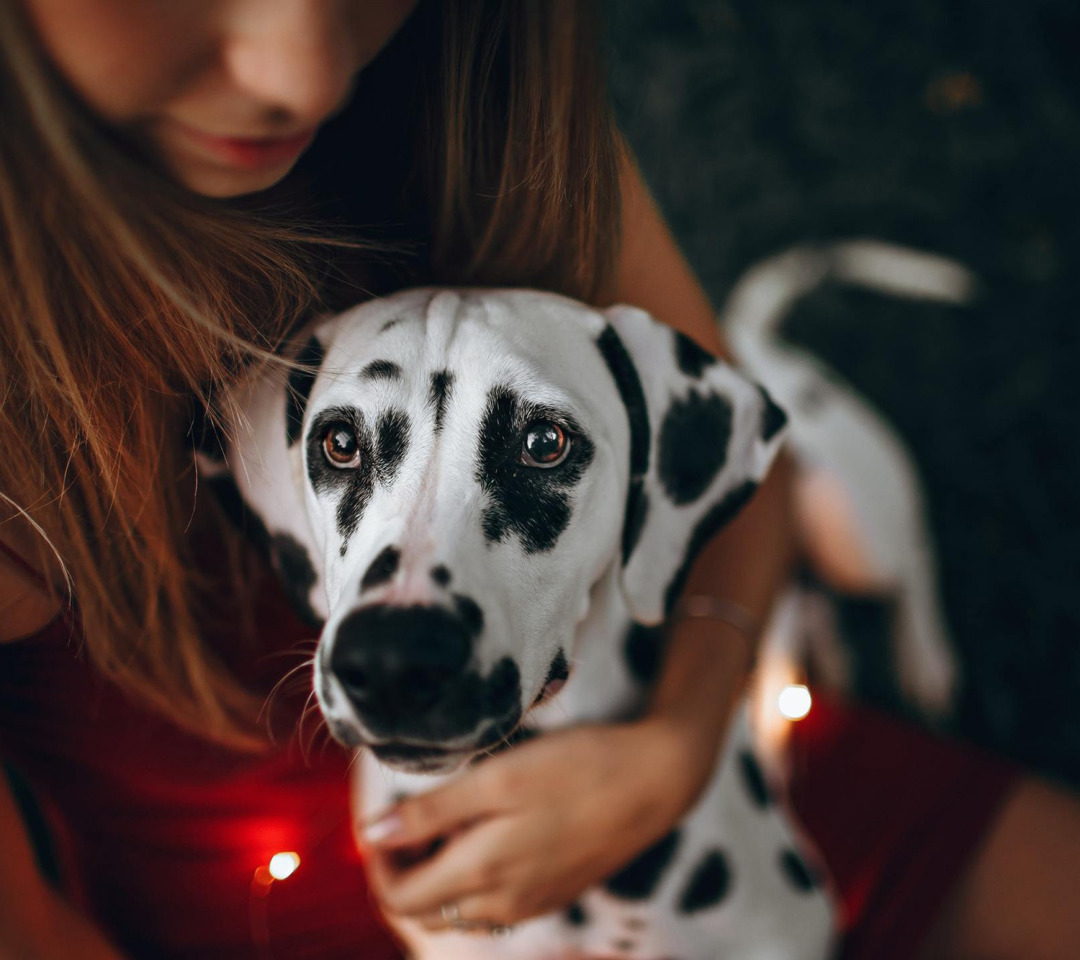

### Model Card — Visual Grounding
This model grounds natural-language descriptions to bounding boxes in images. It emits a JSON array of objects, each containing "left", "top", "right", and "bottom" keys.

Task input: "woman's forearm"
[{"left": 645, "top": 453, "right": 796, "bottom": 767}]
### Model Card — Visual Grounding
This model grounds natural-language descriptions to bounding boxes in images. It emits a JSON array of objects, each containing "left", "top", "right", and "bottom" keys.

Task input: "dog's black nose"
[{"left": 329, "top": 605, "right": 472, "bottom": 735}]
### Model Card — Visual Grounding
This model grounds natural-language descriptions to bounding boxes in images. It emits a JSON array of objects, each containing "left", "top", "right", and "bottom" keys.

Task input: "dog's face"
[
  {"left": 305, "top": 291, "right": 626, "bottom": 770},
  {"left": 284, "top": 289, "right": 783, "bottom": 773}
]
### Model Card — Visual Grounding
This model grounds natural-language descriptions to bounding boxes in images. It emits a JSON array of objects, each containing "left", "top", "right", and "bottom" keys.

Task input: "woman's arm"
[
  {"left": 1, "top": 515, "right": 125, "bottom": 955},
  {"left": 0, "top": 771, "right": 127, "bottom": 959},
  {"left": 361, "top": 145, "right": 796, "bottom": 929}
]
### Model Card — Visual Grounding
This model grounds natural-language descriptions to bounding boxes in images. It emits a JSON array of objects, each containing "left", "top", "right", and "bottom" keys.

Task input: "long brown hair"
[{"left": 0, "top": 0, "right": 620, "bottom": 745}]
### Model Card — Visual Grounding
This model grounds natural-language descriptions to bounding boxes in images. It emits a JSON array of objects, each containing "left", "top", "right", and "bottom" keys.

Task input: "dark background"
[{"left": 609, "top": 0, "right": 1080, "bottom": 788}]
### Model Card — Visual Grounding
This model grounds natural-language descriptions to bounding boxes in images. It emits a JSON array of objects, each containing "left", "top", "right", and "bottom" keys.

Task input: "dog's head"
[{"left": 282, "top": 289, "right": 783, "bottom": 772}]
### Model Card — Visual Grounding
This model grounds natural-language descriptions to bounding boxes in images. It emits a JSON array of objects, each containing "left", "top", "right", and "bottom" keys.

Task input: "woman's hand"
[{"left": 361, "top": 715, "right": 717, "bottom": 931}]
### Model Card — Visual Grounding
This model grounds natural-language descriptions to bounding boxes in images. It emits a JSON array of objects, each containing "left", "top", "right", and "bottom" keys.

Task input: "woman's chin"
[{"left": 165, "top": 157, "right": 299, "bottom": 199}]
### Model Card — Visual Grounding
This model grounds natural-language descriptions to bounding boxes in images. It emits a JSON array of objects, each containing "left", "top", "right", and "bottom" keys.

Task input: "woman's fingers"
[
  {"left": 362, "top": 761, "right": 512, "bottom": 851},
  {"left": 367, "top": 814, "right": 524, "bottom": 917},
  {"left": 409, "top": 889, "right": 529, "bottom": 933}
]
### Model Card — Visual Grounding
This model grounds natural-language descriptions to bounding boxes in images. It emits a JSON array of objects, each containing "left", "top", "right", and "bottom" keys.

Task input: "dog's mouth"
[
  {"left": 368, "top": 714, "right": 528, "bottom": 771},
  {"left": 368, "top": 740, "right": 478, "bottom": 773},
  {"left": 371, "top": 742, "right": 455, "bottom": 763}
]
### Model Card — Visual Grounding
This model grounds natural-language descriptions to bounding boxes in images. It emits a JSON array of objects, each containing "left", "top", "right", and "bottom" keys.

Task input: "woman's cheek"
[{"left": 24, "top": 0, "right": 212, "bottom": 125}]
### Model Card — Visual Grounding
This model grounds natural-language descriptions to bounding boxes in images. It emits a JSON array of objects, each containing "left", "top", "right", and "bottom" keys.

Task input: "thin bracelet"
[{"left": 670, "top": 594, "right": 760, "bottom": 671}]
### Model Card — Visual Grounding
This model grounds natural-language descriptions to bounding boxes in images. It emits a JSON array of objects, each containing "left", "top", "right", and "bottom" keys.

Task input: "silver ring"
[{"left": 440, "top": 902, "right": 460, "bottom": 923}]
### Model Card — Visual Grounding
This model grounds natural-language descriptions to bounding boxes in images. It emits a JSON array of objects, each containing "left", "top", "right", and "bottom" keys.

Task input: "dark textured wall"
[{"left": 610, "top": 0, "right": 1080, "bottom": 788}]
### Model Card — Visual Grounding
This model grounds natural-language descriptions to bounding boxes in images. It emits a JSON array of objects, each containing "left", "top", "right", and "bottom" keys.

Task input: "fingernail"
[{"left": 364, "top": 811, "right": 404, "bottom": 844}]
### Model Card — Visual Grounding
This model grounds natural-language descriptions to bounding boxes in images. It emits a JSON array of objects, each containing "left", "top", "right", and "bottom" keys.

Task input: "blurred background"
[{"left": 609, "top": 0, "right": 1080, "bottom": 788}]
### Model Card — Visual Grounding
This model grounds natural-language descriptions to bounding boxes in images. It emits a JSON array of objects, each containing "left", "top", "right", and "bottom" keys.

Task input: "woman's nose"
[{"left": 222, "top": 1, "right": 359, "bottom": 128}]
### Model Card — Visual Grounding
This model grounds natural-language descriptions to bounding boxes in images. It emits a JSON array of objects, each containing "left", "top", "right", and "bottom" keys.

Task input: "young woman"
[
  {"left": 0, "top": 1, "right": 788, "bottom": 955},
  {"left": 1, "top": 1, "right": 1077, "bottom": 958}
]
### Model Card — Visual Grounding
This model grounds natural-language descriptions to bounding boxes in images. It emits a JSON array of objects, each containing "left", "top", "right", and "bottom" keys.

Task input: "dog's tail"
[
  {"left": 721, "top": 239, "right": 978, "bottom": 368},
  {"left": 725, "top": 241, "right": 974, "bottom": 725}
]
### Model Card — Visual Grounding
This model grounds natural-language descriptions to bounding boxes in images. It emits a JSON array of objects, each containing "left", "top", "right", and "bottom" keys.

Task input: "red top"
[{"left": 787, "top": 689, "right": 1017, "bottom": 960}]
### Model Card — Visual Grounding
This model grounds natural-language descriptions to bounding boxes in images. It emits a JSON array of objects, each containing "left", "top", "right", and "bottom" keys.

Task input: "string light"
[
  {"left": 778, "top": 684, "right": 812, "bottom": 720},
  {"left": 268, "top": 851, "right": 301, "bottom": 880}
]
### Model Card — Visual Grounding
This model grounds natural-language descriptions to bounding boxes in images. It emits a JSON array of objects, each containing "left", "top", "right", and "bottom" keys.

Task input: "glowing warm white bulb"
[
  {"left": 268, "top": 852, "right": 300, "bottom": 880},
  {"left": 777, "top": 684, "right": 812, "bottom": 720}
]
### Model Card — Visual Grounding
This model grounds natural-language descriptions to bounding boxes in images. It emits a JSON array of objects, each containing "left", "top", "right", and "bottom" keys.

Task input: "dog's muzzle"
[{"left": 327, "top": 603, "right": 521, "bottom": 754}]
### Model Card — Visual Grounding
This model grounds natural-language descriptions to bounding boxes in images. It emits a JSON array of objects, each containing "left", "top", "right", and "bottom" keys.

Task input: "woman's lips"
[{"left": 170, "top": 121, "right": 316, "bottom": 171}]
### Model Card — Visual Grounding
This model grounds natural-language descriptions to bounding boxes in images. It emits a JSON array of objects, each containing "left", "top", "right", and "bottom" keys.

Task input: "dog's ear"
[{"left": 597, "top": 305, "right": 787, "bottom": 625}]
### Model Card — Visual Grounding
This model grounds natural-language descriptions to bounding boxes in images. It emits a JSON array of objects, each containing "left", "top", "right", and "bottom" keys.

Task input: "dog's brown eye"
[
  {"left": 521, "top": 420, "right": 570, "bottom": 468},
  {"left": 323, "top": 423, "right": 361, "bottom": 468}
]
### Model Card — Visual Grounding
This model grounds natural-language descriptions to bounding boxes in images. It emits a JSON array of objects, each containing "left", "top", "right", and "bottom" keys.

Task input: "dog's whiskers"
[
  {"left": 346, "top": 748, "right": 367, "bottom": 778},
  {"left": 260, "top": 654, "right": 318, "bottom": 728},
  {"left": 295, "top": 689, "right": 324, "bottom": 765}
]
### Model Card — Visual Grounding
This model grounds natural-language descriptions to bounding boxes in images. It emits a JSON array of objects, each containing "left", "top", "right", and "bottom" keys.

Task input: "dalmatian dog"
[
  {"left": 216, "top": 288, "right": 835, "bottom": 960},
  {"left": 720, "top": 241, "right": 974, "bottom": 768}
]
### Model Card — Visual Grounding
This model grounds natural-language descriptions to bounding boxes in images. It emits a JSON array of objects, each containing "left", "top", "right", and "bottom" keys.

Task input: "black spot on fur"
[
  {"left": 286, "top": 337, "right": 324, "bottom": 447},
  {"left": 604, "top": 830, "right": 681, "bottom": 900},
  {"left": 430, "top": 370, "right": 454, "bottom": 432},
  {"left": 380, "top": 316, "right": 404, "bottom": 333},
  {"left": 564, "top": 902, "right": 587, "bottom": 926},
  {"left": 453, "top": 595, "right": 484, "bottom": 637},
  {"left": 361, "top": 546, "right": 400, "bottom": 591},
  {"left": 758, "top": 385, "right": 787, "bottom": 443},
  {"left": 622, "top": 480, "right": 649, "bottom": 565},
  {"left": 208, "top": 475, "right": 324, "bottom": 628},
  {"left": 306, "top": 406, "right": 375, "bottom": 548},
  {"left": 624, "top": 622, "right": 666, "bottom": 685},
  {"left": 270, "top": 533, "right": 323, "bottom": 628},
  {"left": 658, "top": 390, "right": 733, "bottom": 505},
  {"left": 663, "top": 481, "right": 759, "bottom": 614},
  {"left": 207, "top": 475, "right": 270, "bottom": 551},
  {"left": 431, "top": 565, "right": 451, "bottom": 587},
  {"left": 545, "top": 649, "right": 569, "bottom": 686},
  {"left": 361, "top": 359, "right": 402, "bottom": 381},
  {"left": 779, "top": 849, "right": 819, "bottom": 893},
  {"left": 376, "top": 410, "right": 410, "bottom": 484},
  {"left": 484, "top": 657, "right": 522, "bottom": 717},
  {"left": 596, "top": 326, "right": 650, "bottom": 479},
  {"left": 477, "top": 387, "right": 594, "bottom": 554},
  {"left": 739, "top": 750, "right": 773, "bottom": 809},
  {"left": 596, "top": 326, "right": 652, "bottom": 566},
  {"left": 675, "top": 332, "right": 718, "bottom": 378},
  {"left": 678, "top": 850, "right": 732, "bottom": 914}
]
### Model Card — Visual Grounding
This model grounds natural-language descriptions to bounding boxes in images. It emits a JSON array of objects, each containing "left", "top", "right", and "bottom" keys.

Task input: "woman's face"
[{"left": 24, "top": 0, "right": 419, "bottom": 197}]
